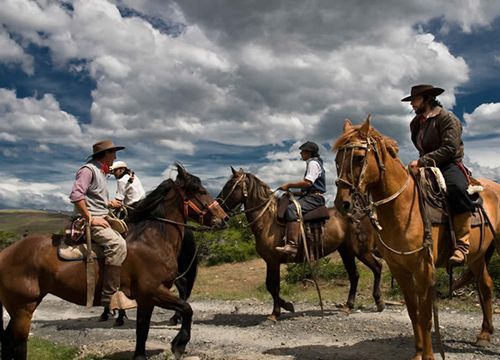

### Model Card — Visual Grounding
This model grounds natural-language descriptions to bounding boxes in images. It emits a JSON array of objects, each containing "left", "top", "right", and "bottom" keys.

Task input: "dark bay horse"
[
  {"left": 333, "top": 117, "right": 500, "bottom": 360},
  {"left": 114, "top": 228, "right": 198, "bottom": 327},
  {"left": 217, "top": 168, "right": 384, "bottom": 321},
  {"left": 0, "top": 165, "right": 228, "bottom": 360}
]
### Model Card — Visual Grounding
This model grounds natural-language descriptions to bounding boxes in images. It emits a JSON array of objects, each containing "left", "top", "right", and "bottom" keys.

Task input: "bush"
[
  {"left": 285, "top": 257, "right": 347, "bottom": 284},
  {"left": 0, "top": 230, "right": 19, "bottom": 250},
  {"left": 195, "top": 215, "right": 258, "bottom": 266}
]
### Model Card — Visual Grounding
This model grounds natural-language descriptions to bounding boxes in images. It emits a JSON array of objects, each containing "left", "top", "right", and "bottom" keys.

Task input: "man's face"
[
  {"left": 300, "top": 150, "right": 311, "bottom": 161},
  {"left": 410, "top": 95, "right": 425, "bottom": 115},
  {"left": 113, "top": 168, "right": 125, "bottom": 179},
  {"left": 102, "top": 150, "right": 117, "bottom": 166}
]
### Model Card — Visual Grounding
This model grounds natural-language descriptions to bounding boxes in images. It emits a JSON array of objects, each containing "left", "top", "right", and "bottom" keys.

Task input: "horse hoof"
[
  {"left": 114, "top": 317, "right": 125, "bottom": 327},
  {"left": 263, "top": 315, "right": 278, "bottom": 325},
  {"left": 475, "top": 337, "right": 490, "bottom": 347},
  {"left": 167, "top": 316, "right": 180, "bottom": 326},
  {"left": 346, "top": 301, "right": 355, "bottom": 310},
  {"left": 283, "top": 302, "right": 295, "bottom": 313},
  {"left": 376, "top": 300, "right": 385, "bottom": 312}
]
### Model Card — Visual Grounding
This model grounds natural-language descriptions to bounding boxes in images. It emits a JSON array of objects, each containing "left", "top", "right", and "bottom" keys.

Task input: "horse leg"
[
  {"left": 266, "top": 262, "right": 293, "bottom": 321},
  {"left": 134, "top": 303, "right": 154, "bottom": 360},
  {"left": 356, "top": 250, "right": 384, "bottom": 312},
  {"left": 469, "top": 258, "right": 494, "bottom": 346},
  {"left": 114, "top": 309, "right": 127, "bottom": 327},
  {"left": 6, "top": 306, "right": 35, "bottom": 360},
  {"left": 168, "top": 277, "right": 188, "bottom": 326},
  {"left": 391, "top": 268, "right": 426, "bottom": 359},
  {"left": 338, "top": 244, "right": 359, "bottom": 310},
  {"left": 151, "top": 285, "right": 193, "bottom": 360},
  {"left": 1, "top": 321, "right": 13, "bottom": 359}
]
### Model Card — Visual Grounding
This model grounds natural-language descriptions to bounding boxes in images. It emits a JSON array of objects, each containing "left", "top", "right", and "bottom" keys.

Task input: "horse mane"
[
  {"left": 332, "top": 123, "right": 399, "bottom": 156},
  {"left": 246, "top": 172, "right": 274, "bottom": 202},
  {"left": 127, "top": 179, "right": 175, "bottom": 224}
]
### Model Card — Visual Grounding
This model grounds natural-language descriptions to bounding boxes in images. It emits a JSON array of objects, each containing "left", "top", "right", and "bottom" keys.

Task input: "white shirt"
[
  {"left": 115, "top": 173, "right": 145, "bottom": 206},
  {"left": 304, "top": 160, "right": 322, "bottom": 184}
]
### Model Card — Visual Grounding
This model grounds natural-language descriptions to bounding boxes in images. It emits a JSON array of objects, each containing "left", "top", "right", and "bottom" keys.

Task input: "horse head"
[
  {"left": 332, "top": 115, "right": 400, "bottom": 216},
  {"left": 174, "top": 163, "right": 229, "bottom": 228},
  {"left": 217, "top": 167, "right": 249, "bottom": 212}
]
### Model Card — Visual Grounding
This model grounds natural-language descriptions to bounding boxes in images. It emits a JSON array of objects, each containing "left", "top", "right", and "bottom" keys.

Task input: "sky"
[{"left": 0, "top": 0, "right": 500, "bottom": 210}]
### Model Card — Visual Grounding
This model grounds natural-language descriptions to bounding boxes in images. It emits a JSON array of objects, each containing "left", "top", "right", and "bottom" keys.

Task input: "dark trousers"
[
  {"left": 440, "top": 163, "right": 474, "bottom": 215},
  {"left": 286, "top": 194, "right": 325, "bottom": 221}
]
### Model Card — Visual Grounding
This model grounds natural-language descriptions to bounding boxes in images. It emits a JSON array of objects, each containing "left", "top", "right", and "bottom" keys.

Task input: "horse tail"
[{"left": 175, "top": 229, "right": 198, "bottom": 300}]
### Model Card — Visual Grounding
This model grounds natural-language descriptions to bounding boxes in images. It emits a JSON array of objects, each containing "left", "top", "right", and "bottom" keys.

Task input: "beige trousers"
[{"left": 91, "top": 225, "right": 127, "bottom": 266}]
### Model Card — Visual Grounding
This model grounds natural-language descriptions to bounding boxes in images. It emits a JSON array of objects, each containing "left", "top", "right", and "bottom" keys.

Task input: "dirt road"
[{"left": 21, "top": 294, "right": 500, "bottom": 359}]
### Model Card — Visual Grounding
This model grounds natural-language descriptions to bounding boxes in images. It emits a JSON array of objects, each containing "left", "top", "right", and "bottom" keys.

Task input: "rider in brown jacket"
[{"left": 403, "top": 84, "right": 474, "bottom": 265}]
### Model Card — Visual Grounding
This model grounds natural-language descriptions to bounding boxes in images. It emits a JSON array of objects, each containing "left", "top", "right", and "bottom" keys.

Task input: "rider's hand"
[
  {"left": 108, "top": 199, "right": 122, "bottom": 209},
  {"left": 278, "top": 183, "right": 290, "bottom": 192},
  {"left": 91, "top": 216, "right": 110, "bottom": 228},
  {"left": 409, "top": 160, "right": 420, "bottom": 175}
]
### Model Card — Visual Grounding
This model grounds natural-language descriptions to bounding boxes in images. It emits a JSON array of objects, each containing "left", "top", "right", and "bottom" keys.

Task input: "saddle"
[
  {"left": 417, "top": 167, "right": 485, "bottom": 227},
  {"left": 57, "top": 213, "right": 128, "bottom": 261},
  {"left": 278, "top": 194, "right": 330, "bottom": 261}
]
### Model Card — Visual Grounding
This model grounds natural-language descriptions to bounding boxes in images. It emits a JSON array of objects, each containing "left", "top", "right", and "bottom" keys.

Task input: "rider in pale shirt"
[{"left": 108, "top": 161, "right": 146, "bottom": 209}]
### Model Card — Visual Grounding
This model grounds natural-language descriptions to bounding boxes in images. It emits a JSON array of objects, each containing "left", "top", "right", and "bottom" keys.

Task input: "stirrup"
[
  {"left": 275, "top": 244, "right": 297, "bottom": 255},
  {"left": 449, "top": 250, "right": 466, "bottom": 265}
]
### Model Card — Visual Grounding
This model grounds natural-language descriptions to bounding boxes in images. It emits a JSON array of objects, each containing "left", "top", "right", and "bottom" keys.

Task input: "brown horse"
[
  {"left": 217, "top": 168, "right": 384, "bottom": 321},
  {"left": 0, "top": 165, "right": 228, "bottom": 360},
  {"left": 333, "top": 117, "right": 500, "bottom": 360}
]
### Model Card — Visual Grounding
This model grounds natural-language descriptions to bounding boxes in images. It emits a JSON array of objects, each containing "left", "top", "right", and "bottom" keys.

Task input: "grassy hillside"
[{"left": 0, "top": 210, "right": 69, "bottom": 249}]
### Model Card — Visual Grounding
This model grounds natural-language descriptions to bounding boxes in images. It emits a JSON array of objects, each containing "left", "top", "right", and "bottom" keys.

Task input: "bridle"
[
  {"left": 335, "top": 136, "right": 410, "bottom": 229},
  {"left": 150, "top": 179, "right": 223, "bottom": 230},
  {"left": 218, "top": 173, "right": 277, "bottom": 226}
]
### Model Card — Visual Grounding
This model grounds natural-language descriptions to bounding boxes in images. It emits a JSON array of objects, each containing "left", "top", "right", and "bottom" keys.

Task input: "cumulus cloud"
[
  {"left": 0, "top": 28, "right": 33, "bottom": 74},
  {"left": 463, "top": 103, "right": 500, "bottom": 137},
  {"left": 0, "top": 173, "right": 71, "bottom": 210},
  {"left": 1, "top": 0, "right": 500, "bottom": 210},
  {"left": 0, "top": 89, "right": 85, "bottom": 147}
]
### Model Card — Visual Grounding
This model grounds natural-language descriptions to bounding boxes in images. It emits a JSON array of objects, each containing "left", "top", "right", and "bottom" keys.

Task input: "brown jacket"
[{"left": 410, "top": 107, "right": 464, "bottom": 167}]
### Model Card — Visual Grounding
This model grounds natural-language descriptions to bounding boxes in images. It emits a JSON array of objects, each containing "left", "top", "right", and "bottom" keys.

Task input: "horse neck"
[
  {"left": 243, "top": 180, "right": 276, "bottom": 228},
  {"left": 370, "top": 155, "right": 419, "bottom": 229}
]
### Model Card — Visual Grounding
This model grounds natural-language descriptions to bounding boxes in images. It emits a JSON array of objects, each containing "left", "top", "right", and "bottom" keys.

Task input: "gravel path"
[{"left": 12, "top": 294, "right": 499, "bottom": 359}]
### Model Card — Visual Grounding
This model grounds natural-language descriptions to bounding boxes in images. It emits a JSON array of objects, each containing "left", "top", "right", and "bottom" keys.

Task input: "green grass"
[{"left": 28, "top": 336, "right": 79, "bottom": 360}]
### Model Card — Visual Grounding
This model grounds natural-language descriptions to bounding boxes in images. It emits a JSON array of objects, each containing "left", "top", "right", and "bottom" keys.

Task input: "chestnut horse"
[
  {"left": 333, "top": 117, "right": 500, "bottom": 360},
  {"left": 0, "top": 165, "right": 228, "bottom": 360},
  {"left": 217, "top": 168, "right": 384, "bottom": 321}
]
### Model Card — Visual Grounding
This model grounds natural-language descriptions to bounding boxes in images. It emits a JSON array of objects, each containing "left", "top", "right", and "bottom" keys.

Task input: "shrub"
[
  {"left": 0, "top": 231, "right": 19, "bottom": 250},
  {"left": 285, "top": 257, "right": 347, "bottom": 284},
  {"left": 194, "top": 215, "right": 257, "bottom": 266}
]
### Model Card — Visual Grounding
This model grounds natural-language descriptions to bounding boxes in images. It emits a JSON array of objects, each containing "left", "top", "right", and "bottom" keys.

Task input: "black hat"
[
  {"left": 401, "top": 84, "right": 445, "bottom": 102},
  {"left": 299, "top": 141, "right": 319, "bottom": 154}
]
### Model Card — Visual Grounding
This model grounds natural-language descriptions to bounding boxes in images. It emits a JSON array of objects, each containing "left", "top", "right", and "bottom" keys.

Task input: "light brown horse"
[
  {"left": 0, "top": 165, "right": 228, "bottom": 360},
  {"left": 217, "top": 168, "right": 384, "bottom": 321},
  {"left": 333, "top": 117, "right": 500, "bottom": 360}
]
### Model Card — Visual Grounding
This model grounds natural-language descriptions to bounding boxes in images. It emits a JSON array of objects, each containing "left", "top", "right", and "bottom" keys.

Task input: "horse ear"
[
  {"left": 231, "top": 166, "right": 237, "bottom": 175},
  {"left": 359, "top": 115, "right": 372, "bottom": 139},
  {"left": 176, "top": 163, "right": 187, "bottom": 180},
  {"left": 343, "top": 119, "right": 353, "bottom": 132}
]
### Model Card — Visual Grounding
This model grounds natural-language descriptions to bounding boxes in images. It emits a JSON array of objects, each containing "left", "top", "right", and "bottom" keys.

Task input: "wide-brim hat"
[
  {"left": 401, "top": 84, "right": 445, "bottom": 102},
  {"left": 91, "top": 139, "right": 125, "bottom": 157}
]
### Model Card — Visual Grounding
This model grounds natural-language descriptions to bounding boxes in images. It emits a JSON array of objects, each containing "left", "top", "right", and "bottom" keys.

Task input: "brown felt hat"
[
  {"left": 91, "top": 139, "right": 125, "bottom": 157},
  {"left": 401, "top": 84, "right": 445, "bottom": 102}
]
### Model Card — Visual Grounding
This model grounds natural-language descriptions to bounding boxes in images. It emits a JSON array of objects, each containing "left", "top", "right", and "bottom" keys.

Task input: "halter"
[
  {"left": 218, "top": 173, "right": 277, "bottom": 227},
  {"left": 335, "top": 136, "right": 409, "bottom": 229},
  {"left": 170, "top": 180, "right": 221, "bottom": 226}
]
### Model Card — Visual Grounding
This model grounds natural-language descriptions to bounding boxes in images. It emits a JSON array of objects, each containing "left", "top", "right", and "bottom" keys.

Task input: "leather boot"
[
  {"left": 449, "top": 211, "right": 471, "bottom": 265},
  {"left": 101, "top": 264, "right": 121, "bottom": 307},
  {"left": 275, "top": 221, "right": 300, "bottom": 255}
]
